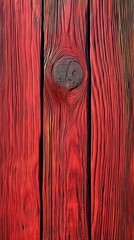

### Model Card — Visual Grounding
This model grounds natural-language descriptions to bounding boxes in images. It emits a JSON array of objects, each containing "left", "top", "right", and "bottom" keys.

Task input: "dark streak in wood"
[
  {"left": 115, "top": 1, "right": 134, "bottom": 239},
  {"left": 0, "top": 3, "right": 5, "bottom": 79}
]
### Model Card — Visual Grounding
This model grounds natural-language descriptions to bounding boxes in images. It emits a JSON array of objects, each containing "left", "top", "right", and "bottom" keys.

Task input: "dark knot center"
[{"left": 53, "top": 56, "right": 84, "bottom": 90}]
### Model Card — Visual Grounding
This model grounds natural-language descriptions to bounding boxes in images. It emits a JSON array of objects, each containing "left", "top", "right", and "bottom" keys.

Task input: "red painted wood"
[
  {"left": 43, "top": 0, "right": 89, "bottom": 239},
  {"left": 1, "top": 0, "right": 133, "bottom": 239},
  {"left": 0, "top": 1, "right": 41, "bottom": 239},
  {"left": 91, "top": 0, "right": 134, "bottom": 239}
]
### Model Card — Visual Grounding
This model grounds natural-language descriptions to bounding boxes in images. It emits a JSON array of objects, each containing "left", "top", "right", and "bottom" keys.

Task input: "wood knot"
[{"left": 53, "top": 56, "right": 84, "bottom": 90}]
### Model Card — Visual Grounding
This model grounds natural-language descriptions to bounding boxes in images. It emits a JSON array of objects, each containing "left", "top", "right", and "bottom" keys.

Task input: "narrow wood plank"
[
  {"left": 91, "top": 0, "right": 134, "bottom": 239},
  {"left": 43, "top": 0, "right": 89, "bottom": 239},
  {"left": 0, "top": 1, "right": 41, "bottom": 239}
]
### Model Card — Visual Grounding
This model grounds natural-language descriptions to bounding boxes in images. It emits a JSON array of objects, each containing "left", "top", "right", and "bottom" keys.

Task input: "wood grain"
[
  {"left": 91, "top": 0, "right": 134, "bottom": 239},
  {"left": 43, "top": 0, "right": 89, "bottom": 239},
  {"left": 1, "top": 0, "right": 133, "bottom": 238},
  {"left": 0, "top": 1, "right": 41, "bottom": 239}
]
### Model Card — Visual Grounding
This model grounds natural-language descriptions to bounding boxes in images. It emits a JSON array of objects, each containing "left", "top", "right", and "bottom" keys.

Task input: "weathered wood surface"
[
  {"left": 91, "top": 0, "right": 134, "bottom": 239},
  {"left": 0, "top": 0, "right": 134, "bottom": 239},
  {"left": 43, "top": 0, "right": 89, "bottom": 239},
  {"left": 0, "top": 1, "right": 41, "bottom": 239}
]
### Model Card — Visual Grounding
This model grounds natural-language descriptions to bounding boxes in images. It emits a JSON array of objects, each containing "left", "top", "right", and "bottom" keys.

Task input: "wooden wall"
[{"left": 0, "top": 0, "right": 133, "bottom": 239}]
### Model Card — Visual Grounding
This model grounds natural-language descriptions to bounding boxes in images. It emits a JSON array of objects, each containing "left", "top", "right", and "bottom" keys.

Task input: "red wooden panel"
[
  {"left": 91, "top": 0, "right": 134, "bottom": 239},
  {"left": 43, "top": 0, "right": 89, "bottom": 239},
  {"left": 0, "top": 1, "right": 41, "bottom": 239},
  {"left": 1, "top": 0, "right": 133, "bottom": 238}
]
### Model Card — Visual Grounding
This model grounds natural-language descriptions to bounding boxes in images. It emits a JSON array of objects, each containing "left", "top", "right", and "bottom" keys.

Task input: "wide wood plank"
[
  {"left": 43, "top": 0, "right": 89, "bottom": 239},
  {"left": 91, "top": 0, "right": 134, "bottom": 239},
  {"left": 0, "top": 1, "right": 41, "bottom": 239}
]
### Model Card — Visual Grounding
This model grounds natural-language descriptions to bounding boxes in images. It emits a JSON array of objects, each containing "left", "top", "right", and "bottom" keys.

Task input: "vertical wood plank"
[
  {"left": 43, "top": 0, "right": 89, "bottom": 239},
  {"left": 0, "top": 1, "right": 41, "bottom": 239},
  {"left": 91, "top": 0, "right": 134, "bottom": 239}
]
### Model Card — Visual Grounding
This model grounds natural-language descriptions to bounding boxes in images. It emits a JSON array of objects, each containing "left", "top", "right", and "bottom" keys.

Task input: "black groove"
[
  {"left": 86, "top": 0, "right": 91, "bottom": 239},
  {"left": 39, "top": 0, "right": 44, "bottom": 239}
]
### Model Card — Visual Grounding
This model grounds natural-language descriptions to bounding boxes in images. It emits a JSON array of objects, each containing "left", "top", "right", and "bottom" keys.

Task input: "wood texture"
[
  {"left": 1, "top": 0, "right": 133, "bottom": 239},
  {"left": 0, "top": 1, "right": 41, "bottom": 239},
  {"left": 43, "top": 0, "right": 89, "bottom": 239},
  {"left": 91, "top": 0, "right": 134, "bottom": 239}
]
